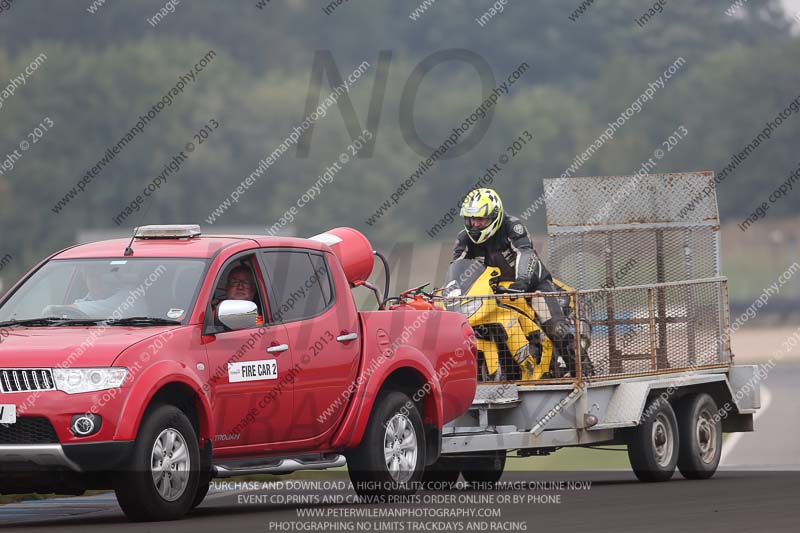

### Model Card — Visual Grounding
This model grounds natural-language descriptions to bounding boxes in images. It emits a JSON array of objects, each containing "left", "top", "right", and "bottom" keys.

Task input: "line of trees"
[{"left": 0, "top": 0, "right": 798, "bottom": 284}]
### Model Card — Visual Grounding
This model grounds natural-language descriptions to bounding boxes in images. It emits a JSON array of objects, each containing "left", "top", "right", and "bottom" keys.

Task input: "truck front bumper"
[{"left": 0, "top": 441, "right": 134, "bottom": 472}]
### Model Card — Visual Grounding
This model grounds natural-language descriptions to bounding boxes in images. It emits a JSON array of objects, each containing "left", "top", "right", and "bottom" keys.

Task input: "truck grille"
[
  {"left": 0, "top": 417, "right": 59, "bottom": 444},
  {"left": 0, "top": 369, "right": 56, "bottom": 393}
]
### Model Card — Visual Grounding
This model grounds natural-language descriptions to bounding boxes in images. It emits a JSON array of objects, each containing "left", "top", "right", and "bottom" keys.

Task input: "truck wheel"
[
  {"left": 190, "top": 470, "right": 212, "bottom": 510},
  {"left": 347, "top": 391, "right": 426, "bottom": 496},
  {"left": 676, "top": 393, "right": 722, "bottom": 479},
  {"left": 460, "top": 450, "right": 506, "bottom": 487},
  {"left": 114, "top": 405, "right": 200, "bottom": 521},
  {"left": 421, "top": 457, "right": 461, "bottom": 490},
  {"left": 627, "top": 397, "right": 679, "bottom": 482}
]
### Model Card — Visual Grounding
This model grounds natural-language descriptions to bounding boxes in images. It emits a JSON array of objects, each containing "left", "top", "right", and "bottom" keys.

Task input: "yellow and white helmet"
[{"left": 460, "top": 188, "right": 504, "bottom": 244}]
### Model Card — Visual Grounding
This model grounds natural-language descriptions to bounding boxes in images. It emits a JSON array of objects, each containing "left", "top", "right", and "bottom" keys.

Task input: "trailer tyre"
[
  {"left": 460, "top": 450, "right": 507, "bottom": 487},
  {"left": 676, "top": 393, "right": 722, "bottom": 480},
  {"left": 627, "top": 397, "right": 679, "bottom": 482},
  {"left": 421, "top": 457, "right": 461, "bottom": 490},
  {"left": 347, "top": 391, "right": 426, "bottom": 496}
]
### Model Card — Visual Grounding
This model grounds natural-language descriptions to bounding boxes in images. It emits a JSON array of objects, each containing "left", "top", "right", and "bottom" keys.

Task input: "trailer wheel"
[
  {"left": 421, "top": 457, "right": 461, "bottom": 490},
  {"left": 676, "top": 393, "right": 722, "bottom": 479},
  {"left": 460, "top": 450, "right": 506, "bottom": 487},
  {"left": 347, "top": 391, "right": 426, "bottom": 496},
  {"left": 627, "top": 397, "right": 679, "bottom": 482}
]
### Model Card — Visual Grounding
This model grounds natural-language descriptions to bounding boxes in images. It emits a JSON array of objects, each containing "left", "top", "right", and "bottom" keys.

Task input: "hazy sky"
[{"left": 783, "top": 0, "right": 800, "bottom": 18}]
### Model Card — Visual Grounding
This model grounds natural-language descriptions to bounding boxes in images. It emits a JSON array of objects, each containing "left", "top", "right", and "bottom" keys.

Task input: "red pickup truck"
[{"left": 0, "top": 225, "right": 477, "bottom": 521}]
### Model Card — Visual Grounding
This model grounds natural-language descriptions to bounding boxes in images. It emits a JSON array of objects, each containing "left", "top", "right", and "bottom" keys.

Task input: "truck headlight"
[{"left": 52, "top": 368, "right": 128, "bottom": 394}]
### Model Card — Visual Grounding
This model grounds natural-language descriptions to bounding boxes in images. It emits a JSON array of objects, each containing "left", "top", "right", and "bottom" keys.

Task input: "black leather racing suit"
[{"left": 452, "top": 214, "right": 570, "bottom": 354}]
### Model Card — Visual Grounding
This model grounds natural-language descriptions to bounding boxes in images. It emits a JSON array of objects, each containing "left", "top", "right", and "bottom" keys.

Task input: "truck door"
[
  {"left": 203, "top": 253, "right": 295, "bottom": 448},
  {"left": 260, "top": 249, "right": 361, "bottom": 441}
]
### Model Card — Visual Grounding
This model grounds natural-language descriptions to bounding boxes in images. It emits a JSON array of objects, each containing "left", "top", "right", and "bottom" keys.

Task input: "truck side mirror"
[{"left": 217, "top": 300, "right": 258, "bottom": 331}]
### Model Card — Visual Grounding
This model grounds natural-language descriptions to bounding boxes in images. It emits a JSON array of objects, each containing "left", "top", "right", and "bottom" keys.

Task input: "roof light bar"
[{"left": 134, "top": 225, "right": 202, "bottom": 239}]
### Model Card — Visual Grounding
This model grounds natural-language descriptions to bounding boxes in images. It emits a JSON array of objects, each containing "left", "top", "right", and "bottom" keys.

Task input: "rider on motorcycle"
[{"left": 452, "top": 188, "right": 572, "bottom": 352}]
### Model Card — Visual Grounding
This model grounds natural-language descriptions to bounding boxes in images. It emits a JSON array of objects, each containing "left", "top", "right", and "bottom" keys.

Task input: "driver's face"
[
  {"left": 467, "top": 217, "right": 491, "bottom": 230},
  {"left": 226, "top": 270, "right": 256, "bottom": 301}
]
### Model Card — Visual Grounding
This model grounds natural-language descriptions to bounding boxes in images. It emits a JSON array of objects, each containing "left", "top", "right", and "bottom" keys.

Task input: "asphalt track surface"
[{"left": 2, "top": 363, "right": 798, "bottom": 532}]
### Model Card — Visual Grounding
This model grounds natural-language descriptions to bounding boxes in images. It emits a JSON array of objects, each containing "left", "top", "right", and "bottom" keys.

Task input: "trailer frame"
[{"left": 438, "top": 172, "right": 759, "bottom": 480}]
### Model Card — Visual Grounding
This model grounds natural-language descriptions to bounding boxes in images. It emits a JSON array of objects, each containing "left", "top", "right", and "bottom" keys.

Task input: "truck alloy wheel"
[
  {"left": 676, "top": 393, "right": 722, "bottom": 479},
  {"left": 114, "top": 404, "right": 201, "bottom": 521},
  {"left": 383, "top": 413, "right": 419, "bottom": 483},
  {"left": 151, "top": 428, "right": 192, "bottom": 501},
  {"left": 348, "top": 391, "right": 426, "bottom": 496},
  {"left": 627, "top": 397, "right": 679, "bottom": 482}
]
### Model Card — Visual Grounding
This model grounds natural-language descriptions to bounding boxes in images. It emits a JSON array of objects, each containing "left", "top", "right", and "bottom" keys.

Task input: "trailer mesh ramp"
[
  {"left": 576, "top": 279, "right": 731, "bottom": 379},
  {"left": 542, "top": 171, "right": 730, "bottom": 380},
  {"left": 543, "top": 172, "right": 721, "bottom": 290}
]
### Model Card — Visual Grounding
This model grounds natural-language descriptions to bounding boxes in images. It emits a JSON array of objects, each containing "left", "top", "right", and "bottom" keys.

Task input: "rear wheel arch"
[
  {"left": 375, "top": 367, "right": 443, "bottom": 465},
  {"left": 347, "top": 390, "right": 427, "bottom": 495},
  {"left": 378, "top": 367, "right": 442, "bottom": 428}
]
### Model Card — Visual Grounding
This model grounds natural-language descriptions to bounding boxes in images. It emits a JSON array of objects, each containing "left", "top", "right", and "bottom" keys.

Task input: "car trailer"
[{"left": 437, "top": 172, "right": 760, "bottom": 482}]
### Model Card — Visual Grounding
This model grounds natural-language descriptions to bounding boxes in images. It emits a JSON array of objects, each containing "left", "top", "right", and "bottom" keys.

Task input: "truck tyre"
[
  {"left": 190, "top": 470, "right": 212, "bottom": 510},
  {"left": 421, "top": 457, "right": 461, "bottom": 490},
  {"left": 460, "top": 450, "right": 506, "bottom": 487},
  {"left": 627, "top": 397, "right": 679, "bottom": 482},
  {"left": 114, "top": 405, "right": 201, "bottom": 521},
  {"left": 676, "top": 393, "right": 722, "bottom": 480},
  {"left": 347, "top": 391, "right": 426, "bottom": 496}
]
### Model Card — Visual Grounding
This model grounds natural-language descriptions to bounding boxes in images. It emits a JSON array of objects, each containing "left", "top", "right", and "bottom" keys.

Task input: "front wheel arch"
[{"left": 114, "top": 365, "right": 213, "bottom": 443}]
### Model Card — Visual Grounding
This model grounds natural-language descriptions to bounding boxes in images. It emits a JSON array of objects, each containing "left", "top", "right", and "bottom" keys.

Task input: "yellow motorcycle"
[{"left": 441, "top": 258, "right": 590, "bottom": 381}]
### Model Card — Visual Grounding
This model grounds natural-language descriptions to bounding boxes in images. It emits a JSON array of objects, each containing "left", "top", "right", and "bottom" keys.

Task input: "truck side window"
[
  {"left": 262, "top": 251, "right": 333, "bottom": 323},
  {"left": 209, "top": 255, "right": 268, "bottom": 330},
  {"left": 309, "top": 253, "right": 334, "bottom": 306}
]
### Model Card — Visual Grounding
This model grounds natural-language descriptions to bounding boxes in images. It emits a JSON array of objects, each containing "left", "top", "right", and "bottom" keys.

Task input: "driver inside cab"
[{"left": 212, "top": 265, "right": 264, "bottom": 326}]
